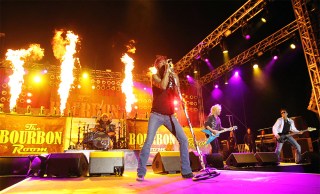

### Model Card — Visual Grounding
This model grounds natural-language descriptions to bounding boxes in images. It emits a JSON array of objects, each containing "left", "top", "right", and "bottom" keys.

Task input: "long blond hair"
[{"left": 210, "top": 104, "right": 221, "bottom": 116}]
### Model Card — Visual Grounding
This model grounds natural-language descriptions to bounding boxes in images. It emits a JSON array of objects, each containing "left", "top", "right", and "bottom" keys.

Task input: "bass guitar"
[
  {"left": 202, "top": 126, "right": 237, "bottom": 144},
  {"left": 277, "top": 127, "right": 316, "bottom": 143}
]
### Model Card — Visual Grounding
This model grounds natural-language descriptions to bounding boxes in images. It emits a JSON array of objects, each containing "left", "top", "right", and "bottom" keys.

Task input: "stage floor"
[{"left": 1, "top": 165, "right": 320, "bottom": 194}]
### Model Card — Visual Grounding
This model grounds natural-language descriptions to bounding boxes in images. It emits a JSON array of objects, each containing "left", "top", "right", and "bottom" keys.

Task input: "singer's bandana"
[{"left": 154, "top": 55, "right": 167, "bottom": 69}]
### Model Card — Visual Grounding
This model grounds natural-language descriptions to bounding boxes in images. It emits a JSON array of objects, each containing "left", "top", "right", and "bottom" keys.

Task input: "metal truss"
[
  {"left": 292, "top": 0, "right": 320, "bottom": 115},
  {"left": 199, "top": 20, "right": 298, "bottom": 86},
  {"left": 174, "top": 0, "right": 267, "bottom": 74}
]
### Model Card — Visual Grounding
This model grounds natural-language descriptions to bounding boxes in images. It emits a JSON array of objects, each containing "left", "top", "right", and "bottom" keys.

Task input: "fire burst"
[
  {"left": 52, "top": 30, "right": 79, "bottom": 115},
  {"left": 121, "top": 53, "right": 136, "bottom": 114},
  {"left": 5, "top": 44, "right": 44, "bottom": 111}
]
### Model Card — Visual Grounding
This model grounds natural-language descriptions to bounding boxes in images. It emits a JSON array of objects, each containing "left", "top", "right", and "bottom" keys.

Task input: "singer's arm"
[{"left": 152, "top": 64, "right": 171, "bottom": 90}]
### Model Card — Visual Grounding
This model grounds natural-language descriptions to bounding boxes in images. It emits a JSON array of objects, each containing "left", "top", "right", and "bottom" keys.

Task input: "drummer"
[{"left": 96, "top": 113, "right": 116, "bottom": 140}]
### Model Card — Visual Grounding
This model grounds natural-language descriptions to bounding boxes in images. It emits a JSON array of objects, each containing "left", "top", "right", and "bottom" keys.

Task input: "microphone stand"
[{"left": 172, "top": 74, "right": 220, "bottom": 181}]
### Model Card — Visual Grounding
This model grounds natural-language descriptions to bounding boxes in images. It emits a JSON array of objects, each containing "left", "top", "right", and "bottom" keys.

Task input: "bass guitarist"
[
  {"left": 272, "top": 108, "right": 302, "bottom": 164},
  {"left": 204, "top": 104, "right": 228, "bottom": 154}
]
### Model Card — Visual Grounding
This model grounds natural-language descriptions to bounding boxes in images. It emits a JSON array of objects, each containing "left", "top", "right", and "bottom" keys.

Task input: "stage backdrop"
[{"left": 0, "top": 114, "right": 210, "bottom": 156}]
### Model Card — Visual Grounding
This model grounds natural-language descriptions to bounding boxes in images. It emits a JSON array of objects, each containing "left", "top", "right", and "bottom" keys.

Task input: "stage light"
[
  {"left": 253, "top": 64, "right": 259, "bottom": 69},
  {"left": 173, "top": 100, "right": 178, "bottom": 106},
  {"left": 214, "top": 84, "right": 219, "bottom": 89},
  {"left": 27, "top": 92, "right": 32, "bottom": 97},
  {"left": 271, "top": 49, "right": 280, "bottom": 60},
  {"left": 26, "top": 99, "right": 31, "bottom": 104},
  {"left": 234, "top": 71, "right": 239, "bottom": 77},
  {"left": 42, "top": 69, "right": 48, "bottom": 74},
  {"left": 33, "top": 75, "right": 41, "bottom": 83},
  {"left": 290, "top": 43, "right": 296, "bottom": 49},
  {"left": 224, "top": 30, "right": 232, "bottom": 37},
  {"left": 220, "top": 39, "right": 228, "bottom": 53},
  {"left": 82, "top": 72, "right": 89, "bottom": 79},
  {"left": 92, "top": 85, "right": 95, "bottom": 90},
  {"left": 242, "top": 24, "right": 251, "bottom": 40},
  {"left": 77, "top": 84, "right": 81, "bottom": 89}
]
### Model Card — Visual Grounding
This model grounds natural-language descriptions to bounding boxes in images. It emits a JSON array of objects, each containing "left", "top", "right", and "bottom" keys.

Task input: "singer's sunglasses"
[{"left": 281, "top": 111, "right": 286, "bottom": 114}]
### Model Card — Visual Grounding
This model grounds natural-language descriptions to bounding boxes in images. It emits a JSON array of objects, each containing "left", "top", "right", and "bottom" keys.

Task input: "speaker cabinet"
[
  {"left": 189, "top": 151, "right": 203, "bottom": 171},
  {"left": 205, "top": 153, "right": 224, "bottom": 169},
  {"left": 152, "top": 151, "right": 181, "bottom": 174},
  {"left": 0, "top": 156, "right": 31, "bottom": 176},
  {"left": 46, "top": 153, "right": 88, "bottom": 177},
  {"left": 226, "top": 153, "right": 258, "bottom": 167},
  {"left": 254, "top": 152, "right": 279, "bottom": 166},
  {"left": 89, "top": 151, "right": 124, "bottom": 176}
]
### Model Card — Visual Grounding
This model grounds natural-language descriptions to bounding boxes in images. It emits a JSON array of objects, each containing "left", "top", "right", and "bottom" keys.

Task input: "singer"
[{"left": 136, "top": 55, "right": 193, "bottom": 181}]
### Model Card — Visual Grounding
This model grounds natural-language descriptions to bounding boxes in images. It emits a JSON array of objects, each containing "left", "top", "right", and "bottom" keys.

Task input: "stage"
[{"left": 1, "top": 162, "right": 320, "bottom": 194}]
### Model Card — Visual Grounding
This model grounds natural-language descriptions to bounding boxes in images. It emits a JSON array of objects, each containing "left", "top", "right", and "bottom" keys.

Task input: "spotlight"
[
  {"left": 214, "top": 84, "right": 219, "bottom": 89},
  {"left": 220, "top": 39, "right": 228, "bottom": 53},
  {"left": 242, "top": 24, "right": 251, "bottom": 40},
  {"left": 290, "top": 43, "right": 296, "bottom": 49},
  {"left": 271, "top": 49, "right": 280, "bottom": 60}
]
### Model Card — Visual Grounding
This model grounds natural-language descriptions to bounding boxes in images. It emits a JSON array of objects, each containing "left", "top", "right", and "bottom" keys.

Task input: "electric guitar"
[
  {"left": 202, "top": 126, "right": 237, "bottom": 144},
  {"left": 277, "top": 127, "right": 316, "bottom": 143}
]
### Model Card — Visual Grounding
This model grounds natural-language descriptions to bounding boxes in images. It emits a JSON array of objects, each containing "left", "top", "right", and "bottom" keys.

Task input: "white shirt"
[{"left": 272, "top": 117, "right": 300, "bottom": 136}]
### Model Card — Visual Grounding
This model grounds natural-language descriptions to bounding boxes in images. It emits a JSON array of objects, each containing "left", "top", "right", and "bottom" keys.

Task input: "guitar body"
[
  {"left": 277, "top": 127, "right": 317, "bottom": 143},
  {"left": 202, "top": 126, "right": 237, "bottom": 144}
]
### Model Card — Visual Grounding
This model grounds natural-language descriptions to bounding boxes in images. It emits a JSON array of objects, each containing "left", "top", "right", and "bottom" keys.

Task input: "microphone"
[{"left": 166, "top": 59, "right": 174, "bottom": 73}]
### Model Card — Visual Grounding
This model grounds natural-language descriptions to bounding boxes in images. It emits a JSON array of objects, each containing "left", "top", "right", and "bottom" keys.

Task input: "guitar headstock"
[
  {"left": 227, "top": 126, "right": 237, "bottom": 131},
  {"left": 307, "top": 127, "right": 316, "bottom": 132}
]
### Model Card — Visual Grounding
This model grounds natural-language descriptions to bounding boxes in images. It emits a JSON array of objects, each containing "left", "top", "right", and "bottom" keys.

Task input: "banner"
[{"left": 0, "top": 114, "right": 66, "bottom": 156}]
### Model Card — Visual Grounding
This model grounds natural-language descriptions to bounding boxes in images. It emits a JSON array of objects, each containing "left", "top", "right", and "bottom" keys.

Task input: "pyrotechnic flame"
[
  {"left": 126, "top": 40, "right": 136, "bottom": 54},
  {"left": 5, "top": 44, "right": 44, "bottom": 111},
  {"left": 52, "top": 30, "right": 79, "bottom": 115},
  {"left": 121, "top": 53, "right": 136, "bottom": 113}
]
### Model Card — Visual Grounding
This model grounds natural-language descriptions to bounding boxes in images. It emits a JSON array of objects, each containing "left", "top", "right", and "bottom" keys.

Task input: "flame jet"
[
  {"left": 52, "top": 30, "right": 79, "bottom": 115},
  {"left": 5, "top": 44, "right": 44, "bottom": 111}
]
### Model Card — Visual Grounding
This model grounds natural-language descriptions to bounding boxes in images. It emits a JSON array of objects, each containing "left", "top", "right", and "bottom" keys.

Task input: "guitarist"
[
  {"left": 204, "top": 104, "right": 226, "bottom": 154},
  {"left": 272, "top": 108, "right": 302, "bottom": 164}
]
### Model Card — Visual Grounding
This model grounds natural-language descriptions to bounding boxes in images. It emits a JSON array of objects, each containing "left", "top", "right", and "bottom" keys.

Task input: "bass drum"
[{"left": 92, "top": 132, "right": 113, "bottom": 150}]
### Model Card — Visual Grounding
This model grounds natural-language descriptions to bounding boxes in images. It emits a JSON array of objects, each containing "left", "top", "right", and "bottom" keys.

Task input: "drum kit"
[{"left": 81, "top": 124, "right": 116, "bottom": 150}]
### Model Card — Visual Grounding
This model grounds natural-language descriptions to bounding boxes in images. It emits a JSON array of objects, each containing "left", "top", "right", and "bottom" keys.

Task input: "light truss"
[
  {"left": 174, "top": 0, "right": 267, "bottom": 74},
  {"left": 292, "top": 0, "right": 320, "bottom": 115},
  {"left": 199, "top": 20, "right": 298, "bottom": 86}
]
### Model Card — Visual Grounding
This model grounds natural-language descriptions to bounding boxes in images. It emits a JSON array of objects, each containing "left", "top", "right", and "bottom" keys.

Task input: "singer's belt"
[{"left": 150, "top": 111, "right": 173, "bottom": 117}]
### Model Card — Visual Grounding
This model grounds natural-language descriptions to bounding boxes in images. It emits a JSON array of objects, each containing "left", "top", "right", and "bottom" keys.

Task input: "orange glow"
[
  {"left": 82, "top": 72, "right": 89, "bottom": 79},
  {"left": 26, "top": 99, "right": 32, "bottom": 104},
  {"left": 33, "top": 75, "right": 41, "bottom": 83},
  {"left": 27, "top": 92, "right": 32, "bottom": 97},
  {"left": 53, "top": 30, "right": 79, "bottom": 115},
  {"left": 149, "top": 67, "right": 157, "bottom": 75},
  {"left": 121, "top": 53, "right": 136, "bottom": 113},
  {"left": 5, "top": 44, "right": 44, "bottom": 111}
]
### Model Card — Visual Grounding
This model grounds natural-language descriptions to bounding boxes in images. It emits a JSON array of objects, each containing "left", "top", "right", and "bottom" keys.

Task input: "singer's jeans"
[
  {"left": 137, "top": 112, "right": 192, "bottom": 177},
  {"left": 275, "top": 136, "right": 301, "bottom": 163}
]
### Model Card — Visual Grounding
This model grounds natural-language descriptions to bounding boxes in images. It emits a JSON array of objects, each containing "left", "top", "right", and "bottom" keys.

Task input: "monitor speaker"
[
  {"left": 0, "top": 156, "right": 31, "bottom": 176},
  {"left": 205, "top": 153, "right": 224, "bottom": 169},
  {"left": 152, "top": 151, "right": 181, "bottom": 174},
  {"left": 254, "top": 152, "right": 279, "bottom": 166},
  {"left": 226, "top": 153, "right": 258, "bottom": 167},
  {"left": 89, "top": 151, "right": 124, "bottom": 176},
  {"left": 46, "top": 153, "right": 88, "bottom": 177}
]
